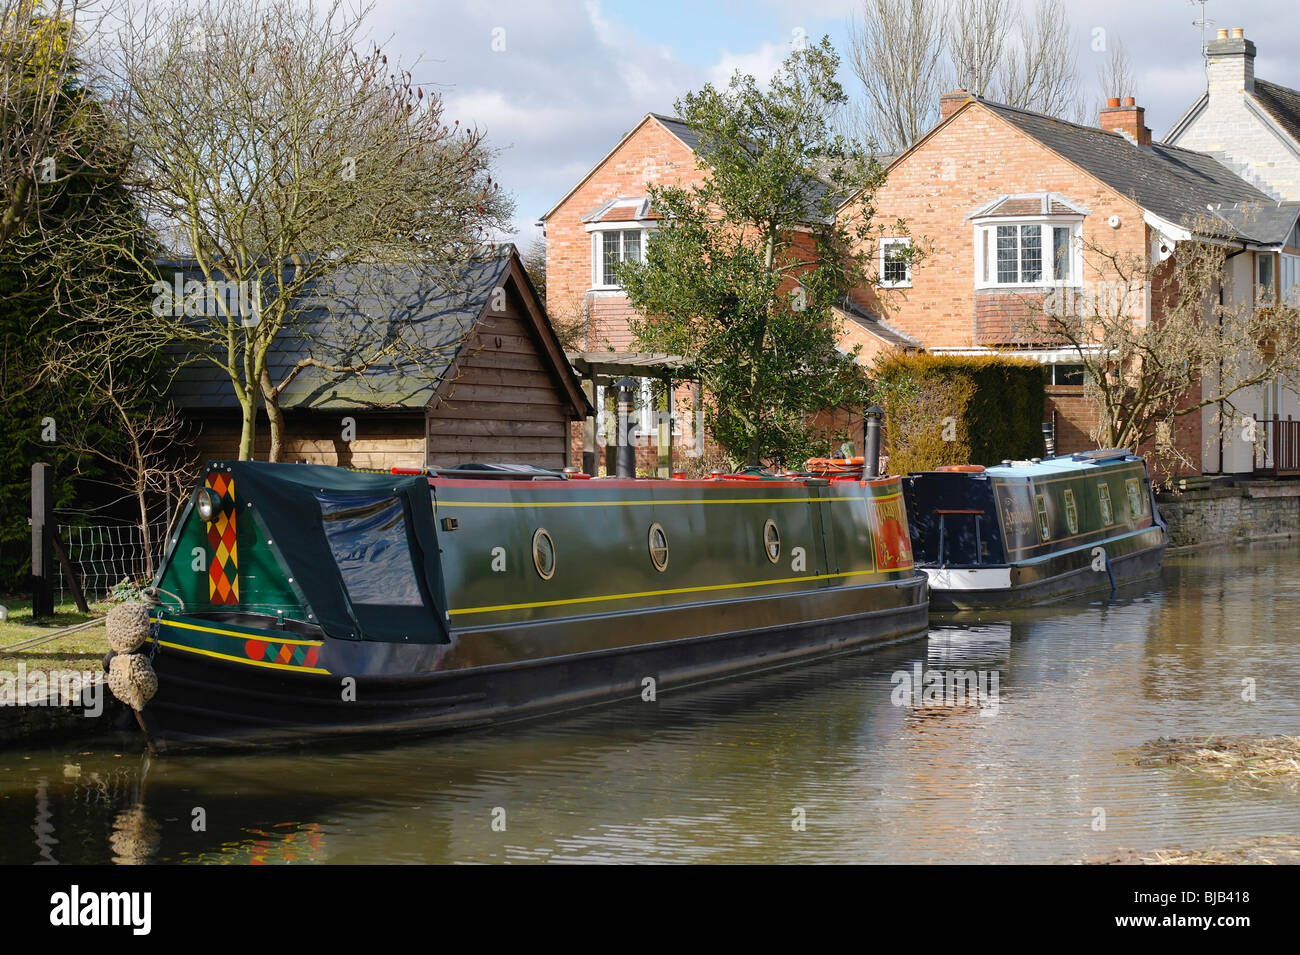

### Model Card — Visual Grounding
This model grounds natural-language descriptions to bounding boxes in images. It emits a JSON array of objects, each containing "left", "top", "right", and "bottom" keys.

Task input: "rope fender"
[{"left": 103, "top": 601, "right": 158, "bottom": 712}]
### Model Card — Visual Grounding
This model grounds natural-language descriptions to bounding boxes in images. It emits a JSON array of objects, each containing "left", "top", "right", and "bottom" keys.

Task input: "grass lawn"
[{"left": 0, "top": 597, "right": 109, "bottom": 672}]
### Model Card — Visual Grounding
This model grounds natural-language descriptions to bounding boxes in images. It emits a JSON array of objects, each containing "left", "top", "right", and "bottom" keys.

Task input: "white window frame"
[
  {"left": 1282, "top": 252, "right": 1300, "bottom": 307},
  {"left": 973, "top": 217, "right": 1083, "bottom": 289},
  {"left": 596, "top": 378, "right": 680, "bottom": 443},
  {"left": 1257, "top": 251, "right": 1277, "bottom": 306},
  {"left": 879, "top": 237, "right": 912, "bottom": 288},
  {"left": 587, "top": 222, "right": 654, "bottom": 290}
]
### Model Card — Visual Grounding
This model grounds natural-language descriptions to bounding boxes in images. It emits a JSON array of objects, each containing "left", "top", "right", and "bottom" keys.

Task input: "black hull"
[
  {"left": 139, "top": 576, "right": 929, "bottom": 747},
  {"left": 926, "top": 537, "right": 1166, "bottom": 611}
]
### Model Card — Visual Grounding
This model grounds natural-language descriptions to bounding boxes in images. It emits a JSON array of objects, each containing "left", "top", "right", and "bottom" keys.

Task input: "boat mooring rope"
[{"left": 0, "top": 616, "right": 105, "bottom": 653}]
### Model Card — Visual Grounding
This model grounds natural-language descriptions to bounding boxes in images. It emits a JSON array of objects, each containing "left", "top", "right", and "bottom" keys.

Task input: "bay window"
[
  {"left": 975, "top": 219, "right": 1081, "bottom": 288},
  {"left": 592, "top": 228, "right": 645, "bottom": 288}
]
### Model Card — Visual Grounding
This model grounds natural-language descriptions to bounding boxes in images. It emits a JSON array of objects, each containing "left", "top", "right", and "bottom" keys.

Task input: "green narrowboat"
[
  {"left": 902, "top": 450, "right": 1167, "bottom": 610},
  {"left": 127, "top": 460, "right": 929, "bottom": 745}
]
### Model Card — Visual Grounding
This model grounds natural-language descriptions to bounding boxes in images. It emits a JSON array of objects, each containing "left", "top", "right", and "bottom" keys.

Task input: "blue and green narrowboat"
[
  {"left": 132, "top": 460, "right": 929, "bottom": 745},
  {"left": 902, "top": 450, "right": 1166, "bottom": 610}
]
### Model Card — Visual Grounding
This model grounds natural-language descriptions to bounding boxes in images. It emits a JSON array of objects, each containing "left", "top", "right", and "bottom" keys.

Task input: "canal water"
[{"left": 3, "top": 543, "right": 1300, "bottom": 864}]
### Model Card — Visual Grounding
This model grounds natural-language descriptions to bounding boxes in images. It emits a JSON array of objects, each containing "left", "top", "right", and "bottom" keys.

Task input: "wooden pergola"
[{"left": 566, "top": 351, "right": 695, "bottom": 476}]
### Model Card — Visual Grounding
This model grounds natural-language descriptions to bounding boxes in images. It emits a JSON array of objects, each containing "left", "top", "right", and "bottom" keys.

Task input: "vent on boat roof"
[
  {"left": 432, "top": 462, "right": 567, "bottom": 481},
  {"left": 1069, "top": 449, "right": 1132, "bottom": 463}
]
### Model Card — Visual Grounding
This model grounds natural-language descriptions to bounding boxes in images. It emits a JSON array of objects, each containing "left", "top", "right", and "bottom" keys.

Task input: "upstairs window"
[
  {"left": 880, "top": 237, "right": 912, "bottom": 288},
  {"left": 975, "top": 220, "right": 1080, "bottom": 288},
  {"left": 593, "top": 229, "right": 644, "bottom": 288},
  {"left": 1258, "top": 252, "right": 1276, "bottom": 306}
]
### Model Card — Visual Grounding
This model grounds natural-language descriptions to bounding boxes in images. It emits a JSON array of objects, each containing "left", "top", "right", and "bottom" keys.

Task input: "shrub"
[{"left": 870, "top": 353, "right": 1046, "bottom": 472}]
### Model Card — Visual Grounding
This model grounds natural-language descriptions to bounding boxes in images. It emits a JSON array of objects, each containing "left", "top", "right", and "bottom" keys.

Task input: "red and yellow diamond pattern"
[{"left": 206, "top": 472, "right": 239, "bottom": 605}]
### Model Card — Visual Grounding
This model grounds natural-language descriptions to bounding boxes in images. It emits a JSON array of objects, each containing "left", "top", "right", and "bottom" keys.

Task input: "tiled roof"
[
  {"left": 979, "top": 100, "right": 1275, "bottom": 239},
  {"left": 168, "top": 249, "right": 515, "bottom": 412},
  {"left": 1252, "top": 79, "right": 1300, "bottom": 148},
  {"left": 969, "top": 193, "right": 1089, "bottom": 218},
  {"left": 1209, "top": 201, "right": 1300, "bottom": 246},
  {"left": 835, "top": 300, "right": 921, "bottom": 350}
]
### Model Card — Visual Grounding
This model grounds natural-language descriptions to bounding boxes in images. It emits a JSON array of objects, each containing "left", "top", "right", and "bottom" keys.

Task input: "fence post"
[{"left": 31, "top": 463, "right": 54, "bottom": 617}]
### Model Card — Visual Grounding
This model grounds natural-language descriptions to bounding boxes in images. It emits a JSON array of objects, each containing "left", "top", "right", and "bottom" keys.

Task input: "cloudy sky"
[{"left": 359, "top": 0, "right": 1300, "bottom": 245}]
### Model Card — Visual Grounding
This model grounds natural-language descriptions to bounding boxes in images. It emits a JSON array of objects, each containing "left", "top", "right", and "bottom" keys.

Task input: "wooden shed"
[{"left": 170, "top": 245, "right": 591, "bottom": 471}]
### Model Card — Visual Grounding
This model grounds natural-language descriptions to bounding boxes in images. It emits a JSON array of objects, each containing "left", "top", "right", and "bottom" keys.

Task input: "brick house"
[
  {"left": 855, "top": 87, "right": 1300, "bottom": 475},
  {"left": 540, "top": 113, "right": 912, "bottom": 471},
  {"left": 545, "top": 62, "right": 1300, "bottom": 476}
]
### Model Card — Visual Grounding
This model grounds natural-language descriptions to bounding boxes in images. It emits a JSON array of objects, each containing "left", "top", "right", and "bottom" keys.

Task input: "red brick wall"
[
  {"left": 543, "top": 116, "right": 706, "bottom": 350},
  {"left": 851, "top": 104, "right": 1148, "bottom": 350}
]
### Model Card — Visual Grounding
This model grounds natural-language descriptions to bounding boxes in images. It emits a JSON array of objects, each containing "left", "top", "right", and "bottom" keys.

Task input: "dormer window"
[
  {"left": 583, "top": 197, "right": 658, "bottom": 290},
  {"left": 970, "top": 193, "right": 1085, "bottom": 289}
]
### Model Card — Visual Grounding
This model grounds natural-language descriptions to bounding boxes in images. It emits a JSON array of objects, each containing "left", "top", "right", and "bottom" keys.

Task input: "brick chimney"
[
  {"left": 1099, "top": 96, "right": 1151, "bottom": 146},
  {"left": 939, "top": 89, "right": 974, "bottom": 122},
  {"left": 1205, "top": 26, "right": 1255, "bottom": 96}
]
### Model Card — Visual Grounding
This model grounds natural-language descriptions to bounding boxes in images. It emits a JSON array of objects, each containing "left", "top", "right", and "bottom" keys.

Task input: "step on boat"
[
  {"left": 127, "top": 460, "right": 929, "bottom": 745},
  {"left": 901, "top": 450, "right": 1167, "bottom": 610}
]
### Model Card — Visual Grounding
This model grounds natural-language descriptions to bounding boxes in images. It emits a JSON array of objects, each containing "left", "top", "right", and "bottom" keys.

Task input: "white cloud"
[
  {"left": 708, "top": 40, "right": 790, "bottom": 89},
  {"left": 364, "top": 0, "right": 703, "bottom": 241}
]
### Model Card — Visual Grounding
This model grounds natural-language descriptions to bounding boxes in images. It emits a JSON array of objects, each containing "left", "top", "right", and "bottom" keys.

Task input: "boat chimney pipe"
[
  {"left": 614, "top": 377, "right": 638, "bottom": 479},
  {"left": 1042, "top": 420, "right": 1056, "bottom": 458},
  {"left": 864, "top": 405, "right": 883, "bottom": 477}
]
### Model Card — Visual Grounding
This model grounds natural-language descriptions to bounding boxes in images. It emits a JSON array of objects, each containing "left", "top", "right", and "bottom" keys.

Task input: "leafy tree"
[{"left": 618, "top": 38, "right": 894, "bottom": 467}]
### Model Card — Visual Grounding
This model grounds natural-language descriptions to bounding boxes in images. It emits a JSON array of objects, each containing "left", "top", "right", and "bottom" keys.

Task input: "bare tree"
[
  {"left": 846, "top": 0, "right": 946, "bottom": 152},
  {"left": 947, "top": 0, "right": 1012, "bottom": 98},
  {"left": 106, "top": 0, "right": 513, "bottom": 461},
  {"left": 1096, "top": 37, "right": 1136, "bottom": 102},
  {"left": 1023, "top": 216, "right": 1300, "bottom": 475},
  {"left": 998, "top": 0, "right": 1077, "bottom": 117}
]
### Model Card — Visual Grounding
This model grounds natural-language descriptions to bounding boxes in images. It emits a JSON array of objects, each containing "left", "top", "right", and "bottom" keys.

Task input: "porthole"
[
  {"left": 647, "top": 522, "right": 669, "bottom": 572},
  {"left": 532, "top": 528, "right": 556, "bottom": 580},
  {"left": 763, "top": 519, "right": 781, "bottom": 563}
]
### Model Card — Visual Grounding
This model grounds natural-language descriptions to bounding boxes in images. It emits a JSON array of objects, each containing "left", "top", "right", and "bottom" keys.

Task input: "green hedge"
[{"left": 870, "top": 353, "right": 1046, "bottom": 473}]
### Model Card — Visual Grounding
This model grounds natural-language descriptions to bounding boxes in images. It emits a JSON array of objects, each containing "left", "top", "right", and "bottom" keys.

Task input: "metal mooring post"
[
  {"left": 614, "top": 377, "right": 638, "bottom": 479},
  {"left": 864, "top": 405, "right": 883, "bottom": 478},
  {"left": 31, "top": 462, "right": 54, "bottom": 617}
]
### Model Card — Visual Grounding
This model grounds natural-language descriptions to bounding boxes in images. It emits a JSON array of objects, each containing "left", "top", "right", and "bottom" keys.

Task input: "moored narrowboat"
[
  {"left": 126, "top": 460, "right": 929, "bottom": 745},
  {"left": 902, "top": 450, "right": 1167, "bottom": 610}
]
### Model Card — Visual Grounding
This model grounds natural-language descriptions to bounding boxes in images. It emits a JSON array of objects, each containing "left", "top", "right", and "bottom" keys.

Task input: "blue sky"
[{"left": 360, "top": 1, "right": 1300, "bottom": 245}]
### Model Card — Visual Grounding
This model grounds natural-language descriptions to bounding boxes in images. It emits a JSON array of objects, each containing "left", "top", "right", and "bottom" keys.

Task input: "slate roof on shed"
[{"left": 168, "top": 250, "right": 514, "bottom": 412}]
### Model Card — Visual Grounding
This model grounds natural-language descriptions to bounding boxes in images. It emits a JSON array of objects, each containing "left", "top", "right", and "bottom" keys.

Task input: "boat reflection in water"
[{"left": 15, "top": 571, "right": 1299, "bottom": 866}]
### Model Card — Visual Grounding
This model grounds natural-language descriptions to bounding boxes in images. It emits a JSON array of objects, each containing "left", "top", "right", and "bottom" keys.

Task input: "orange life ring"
[
  {"left": 935, "top": 464, "right": 985, "bottom": 473},
  {"left": 805, "top": 456, "right": 865, "bottom": 471}
]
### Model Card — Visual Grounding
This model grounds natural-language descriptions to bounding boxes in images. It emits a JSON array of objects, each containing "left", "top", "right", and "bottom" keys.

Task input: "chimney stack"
[
  {"left": 1099, "top": 97, "right": 1151, "bottom": 146},
  {"left": 1205, "top": 26, "right": 1255, "bottom": 96},
  {"left": 939, "top": 89, "right": 974, "bottom": 122}
]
